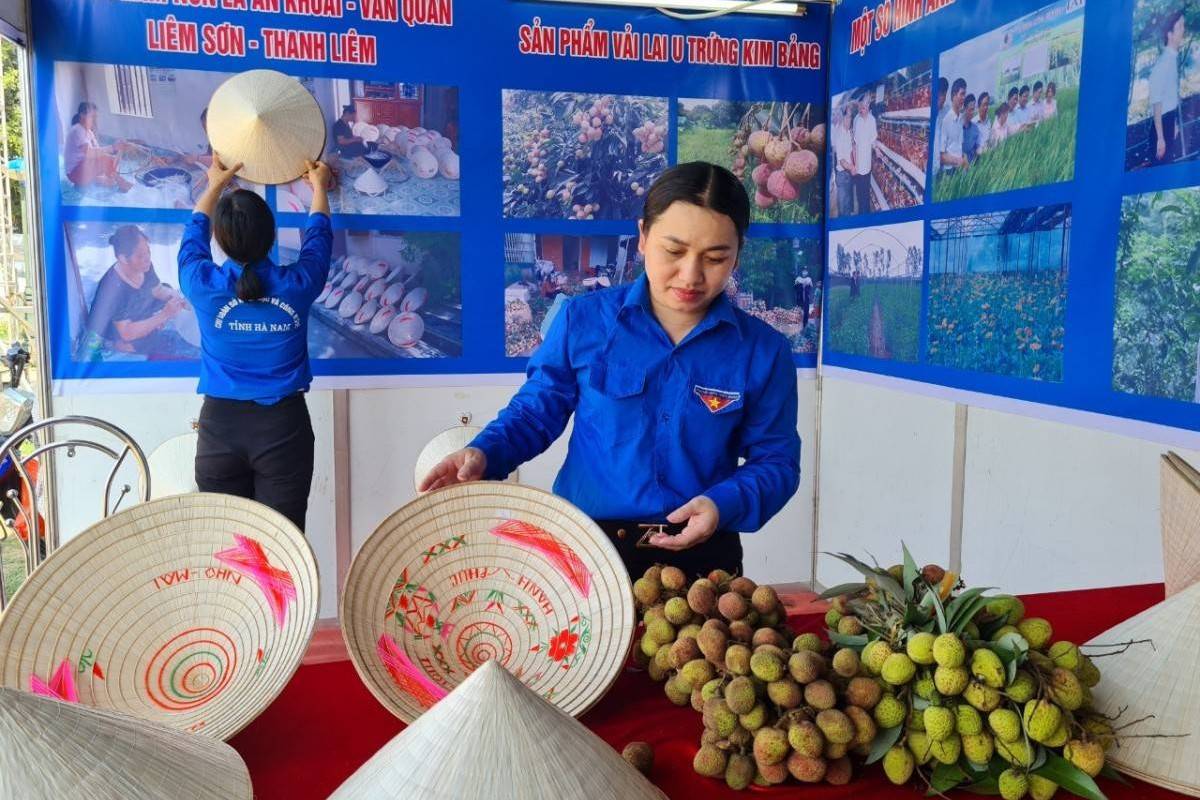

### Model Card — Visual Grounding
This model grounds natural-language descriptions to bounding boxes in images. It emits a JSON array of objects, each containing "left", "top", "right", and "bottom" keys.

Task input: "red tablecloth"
[{"left": 231, "top": 583, "right": 1185, "bottom": 799}]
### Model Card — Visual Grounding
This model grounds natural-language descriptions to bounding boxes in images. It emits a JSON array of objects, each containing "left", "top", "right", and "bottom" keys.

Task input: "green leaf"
[
  {"left": 827, "top": 631, "right": 868, "bottom": 648},
  {"left": 962, "top": 776, "right": 1000, "bottom": 795},
  {"left": 1100, "top": 763, "right": 1130, "bottom": 786},
  {"left": 928, "top": 762, "right": 968, "bottom": 794},
  {"left": 828, "top": 552, "right": 907, "bottom": 603},
  {"left": 978, "top": 616, "right": 1009, "bottom": 640},
  {"left": 1033, "top": 753, "right": 1109, "bottom": 800},
  {"left": 819, "top": 582, "right": 867, "bottom": 600},
  {"left": 947, "top": 588, "right": 996, "bottom": 631},
  {"left": 902, "top": 542, "right": 920, "bottom": 600},
  {"left": 952, "top": 595, "right": 997, "bottom": 636},
  {"left": 866, "top": 721, "right": 905, "bottom": 764},
  {"left": 927, "top": 583, "right": 949, "bottom": 633},
  {"left": 1031, "top": 744, "right": 1048, "bottom": 771},
  {"left": 912, "top": 696, "right": 931, "bottom": 710}
]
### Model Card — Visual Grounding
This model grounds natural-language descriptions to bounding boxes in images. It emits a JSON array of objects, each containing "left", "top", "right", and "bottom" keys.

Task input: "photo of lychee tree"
[
  {"left": 678, "top": 99, "right": 825, "bottom": 224},
  {"left": 501, "top": 90, "right": 669, "bottom": 220}
]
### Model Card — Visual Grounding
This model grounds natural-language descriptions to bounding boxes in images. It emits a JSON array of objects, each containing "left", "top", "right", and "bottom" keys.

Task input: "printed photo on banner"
[
  {"left": 281, "top": 229, "right": 462, "bottom": 359},
  {"left": 278, "top": 78, "right": 460, "bottom": 217},
  {"left": 677, "top": 99, "right": 825, "bottom": 224},
  {"left": 1113, "top": 187, "right": 1200, "bottom": 404},
  {"left": 62, "top": 221, "right": 219, "bottom": 364},
  {"left": 928, "top": 205, "right": 1070, "bottom": 382},
  {"left": 826, "top": 221, "right": 923, "bottom": 363},
  {"left": 1126, "top": 2, "right": 1200, "bottom": 170},
  {"left": 52, "top": 62, "right": 263, "bottom": 210},
  {"left": 504, "top": 232, "right": 642, "bottom": 357},
  {"left": 729, "top": 237, "right": 822, "bottom": 354},
  {"left": 827, "top": 60, "right": 930, "bottom": 219},
  {"left": 501, "top": 90, "right": 668, "bottom": 220},
  {"left": 933, "top": 0, "right": 1085, "bottom": 203}
]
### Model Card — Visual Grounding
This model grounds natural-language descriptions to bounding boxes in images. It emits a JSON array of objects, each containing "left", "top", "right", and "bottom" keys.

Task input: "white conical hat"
[
  {"left": 413, "top": 424, "right": 519, "bottom": 491},
  {"left": 1162, "top": 452, "right": 1200, "bottom": 597},
  {"left": 329, "top": 660, "right": 666, "bottom": 799},
  {"left": 207, "top": 69, "right": 325, "bottom": 185},
  {"left": 1086, "top": 580, "right": 1200, "bottom": 795},
  {"left": 147, "top": 431, "right": 199, "bottom": 498},
  {"left": 0, "top": 687, "right": 252, "bottom": 799}
]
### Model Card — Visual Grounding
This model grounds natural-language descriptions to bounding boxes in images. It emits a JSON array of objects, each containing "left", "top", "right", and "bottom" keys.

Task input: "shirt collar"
[{"left": 620, "top": 273, "right": 744, "bottom": 340}]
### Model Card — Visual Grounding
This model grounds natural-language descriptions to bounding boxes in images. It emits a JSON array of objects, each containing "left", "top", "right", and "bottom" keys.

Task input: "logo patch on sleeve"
[{"left": 694, "top": 385, "right": 741, "bottom": 413}]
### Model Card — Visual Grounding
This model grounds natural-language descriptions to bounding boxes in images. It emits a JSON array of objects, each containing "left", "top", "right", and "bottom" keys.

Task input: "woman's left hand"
[
  {"left": 207, "top": 154, "right": 242, "bottom": 190},
  {"left": 649, "top": 496, "right": 720, "bottom": 551}
]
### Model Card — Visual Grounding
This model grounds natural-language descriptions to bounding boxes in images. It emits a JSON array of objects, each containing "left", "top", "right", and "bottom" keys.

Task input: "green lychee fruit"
[
  {"left": 964, "top": 621, "right": 981, "bottom": 640},
  {"left": 1026, "top": 650, "right": 1055, "bottom": 673},
  {"left": 654, "top": 647, "right": 674, "bottom": 677},
  {"left": 837, "top": 616, "right": 865, "bottom": 636},
  {"left": 816, "top": 709, "right": 855, "bottom": 744},
  {"left": 1049, "top": 667, "right": 1084, "bottom": 711},
  {"left": 992, "top": 625, "right": 1022, "bottom": 642},
  {"left": 1076, "top": 655, "right": 1101, "bottom": 688},
  {"left": 1081, "top": 716, "right": 1115, "bottom": 750},
  {"left": 825, "top": 755, "right": 853, "bottom": 786},
  {"left": 633, "top": 577, "right": 661, "bottom": 607},
  {"left": 874, "top": 693, "right": 906, "bottom": 728},
  {"left": 701, "top": 678, "right": 724, "bottom": 702},
  {"left": 1028, "top": 774, "right": 1058, "bottom": 800},
  {"left": 729, "top": 575, "right": 756, "bottom": 598},
  {"left": 725, "top": 752, "right": 755, "bottom": 790},
  {"left": 914, "top": 673, "right": 938, "bottom": 701},
  {"left": 845, "top": 705, "right": 877, "bottom": 747},
  {"left": 883, "top": 745, "right": 915, "bottom": 785},
  {"left": 1023, "top": 698, "right": 1063, "bottom": 744},
  {"left": 664, "top": 596, "right": 692, "bottom": 625},
  {"left": 789, "top": 650, "right": 825, "bottom": 683},
  {"left": 986, "top": 596, "right": 1026, "bottom": 626},
  {"left": 999, "top": 768, "right": 1029, "bottom": 800},
  {"left": 846, "top": 676, "right": 883, "bottom": 709},
  {"left": 725, "top": 643, "right": 752, "bottom": 676},
  {"left": 824, "top": 738, "right": 850, "bottom": 760},
  {"left": 907, "top": 632, "right": 937, "bottom": 665},
  {"left": 682, "top": 658, "right": 717, "bottom": 689},
  {"left": 786, "top": 753, "right": 827, "bottom": 783},
  {"left": 702, "top": 698, "right": 738, "bottom": 738},
  {"left": 971, "top": 648, "right": 1006, "bottom": 689},
  {"left": 1064, "top": 739, "right": 1104, "bottom": 777},
  {"left": 1048, "top": 640, "right": 1080, "bottom": 670},
  {"left": 622, "top": 741, "right": 653, "bottom": 775},
  {"left": 793, "top": 632, "right": 822, "bottom": 653},
  {"left": 788, "top": 719, "right": 825, "bottom": 758},
  {"left": 882, "top": 653, "right": 917, "bottom": 686},
  {"left": 647, "top": 657, "right": 669, "bottom": 682},
  {"left": 753, "top": 727, "right": 789, "bottom": 766},
  {"left": 929, "top": 734, "right": 962, "bottom": 765},
  {"left": 1044, "top": 719, "right": 1069, "bottom": 748},
  {"left": 907, "top": 730, "right": 933, "bottom": 765},
  {"left": 935, "top": 665, "right": 969, "bottom": 696},
  {"left": 664, "top": 676, "right": 691, "bottom": 705},
  {"left": 1017, "top": 617, "right": 1053, "bottom": 650},
  {"left": 669, "top": 637, "right": 702, "bottom": 670},
  {"left": 989, "top": 708, "right": 1022, "bottom": 743},
  {"left": 804, "top": 679, "right": 837, "bottom": 710},
  {"left": 646, "top": 618, "right": 676, "bottom": 646},
  {"left": 924, "top": 706, "right": 956, "bottom": 741},
  {"left": 907, "top": 708, "right": 926, "bottom": 732},
  {"left": 718, "top": 591, "right": 750, "bottom": 621},
  {"left": 832, "top": 647, "right": 860, "bottom": 678},
  {"left": 1007, "top": 670, "right": 1037, "bottom": 704},
  {"left": 687, "top": 581, "right": 717, "bottom": 615},
  {"left": 643, "top": 565, "right": 663, "bottom": 583},
  {"left": 862, "top": 641, "right": 894, "bottom": 675},
  {"left": 697, "top": 627, "right": 728, "bottom": 662},
  {"left": 737, "top": 702, "right": 767, "bottom": 732},
  {"left": 750, "top": 651, "right": 784, "bottom": 682},
  {"left": 957, "top": 705, "right": 984, "bottom": 735},
  {"left": 755, "top": 643, "right": 788, "bottom": 662},
  {"left": 962, "top": 732, "right": 995, "bottom": 764},
  {"left": 768, "top": 679, "right": 804, "bottom": 709},
  {"left": 723, "top": 675, "right": 757, "bottom": 715},
  {"left": 640, "top": 635, "right": 661, "bottom": 659},
  {"left": 933, "top": 633, "right": 966, "bottom": 668},
  {"left": 996, "top": 737, "right": 1034, "bottom": 768},
  {"left": 700, "top": 729, "right": 721, "bottom": 746},
  {"left": 693, "top": 744, "right": 727, "bottom": 778},
  {"left": 751, "top": 584, "right": 778, "bottom": 615},
  {"left": 660, "top": 566, "right": 687, "bottom": 592},
  {"left": 825, "top": 608, "right": 843, "bottom": 628}
]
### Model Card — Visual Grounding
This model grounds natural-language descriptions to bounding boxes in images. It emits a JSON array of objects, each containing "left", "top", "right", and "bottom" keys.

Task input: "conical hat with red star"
[{"left": 0, "top": 493, "right": 319, "bottom": 740}]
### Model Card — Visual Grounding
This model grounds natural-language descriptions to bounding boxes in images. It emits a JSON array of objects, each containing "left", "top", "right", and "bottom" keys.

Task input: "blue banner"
[{"left": 31, "top": 0, "right": 828, "bottom": 391}]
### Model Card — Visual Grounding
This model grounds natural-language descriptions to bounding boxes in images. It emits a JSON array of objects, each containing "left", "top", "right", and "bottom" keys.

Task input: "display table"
[{"left": 231, "top": 582, "right": 1187, "bottom": 799}]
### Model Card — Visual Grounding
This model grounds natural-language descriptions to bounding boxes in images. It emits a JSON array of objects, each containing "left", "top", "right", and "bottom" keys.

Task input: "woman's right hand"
[
  {"left": 207, "top": 154, "right": 243, "bottom": 191},
  {"left": 418, "top": 447, "right": 487, "bottom": 493},
  {"left": 306, "top": 160, "right": 332, "bottom": 190}
]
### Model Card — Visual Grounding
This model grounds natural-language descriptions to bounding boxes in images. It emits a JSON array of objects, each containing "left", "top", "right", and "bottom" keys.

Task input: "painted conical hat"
[
  {"left": 206, "top": 69, "right": 325, "bottom": 185},
  {"left": 147, "top": 432, "right": 199, "bottom": 498},
  {"left": 1085, "top": 580, "right": 1200, "bottom": 795},
  {"left": 329, "top": 659, "right": 666, "bottom": 799},
  {"left": 413, "top": 424, "right": 519, "bottom": 491},
  {"left": 0, "top": 687, "right": 252, "bottom": 799},
  {"left": 0, "top": 493, "right": 319, "bottom": 740},
  {"left": 341, "top": 483, "right": 635, "bottom": 724},
  {"left": 1162, "top": 452, "right": 1200, "bottom": 597}
]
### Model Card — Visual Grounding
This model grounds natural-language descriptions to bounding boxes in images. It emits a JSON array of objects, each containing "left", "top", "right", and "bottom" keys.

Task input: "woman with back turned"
[
  {"left": 420, "top": 162, "right": 801, "bottom": 579},
  {"left": 178, "top": 155, "right": 332, "bottom": 532}
]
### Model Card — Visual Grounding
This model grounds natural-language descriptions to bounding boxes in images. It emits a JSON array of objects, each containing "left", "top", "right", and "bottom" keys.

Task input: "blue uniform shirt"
[
  {"left": 178, "top": 212, "right": 332, "bottom": 404},
  {"left": 471, "top": 274, "right": 801, "bottom": 533}
]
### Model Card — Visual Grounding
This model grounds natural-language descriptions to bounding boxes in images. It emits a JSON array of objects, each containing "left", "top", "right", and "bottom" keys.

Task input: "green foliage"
[
  {"left": 934, "top": 88, "right": 1078, "bottom": 202},
  {"left": 2, "top": 40, "right": 22, "bottom": 231},
  {"left": 826, "top": 281, "right": 921, "bottom": 361},
  {"left": 1113, "top": 188, "right": 1200, "bottom": 402}
]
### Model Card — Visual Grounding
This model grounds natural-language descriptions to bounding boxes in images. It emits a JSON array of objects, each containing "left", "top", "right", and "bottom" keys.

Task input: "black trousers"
[
  {"left": 853, "top": 173, "right": 872, "bottom": 215},
  {"left": 595, "top": 520, "right": 743, "bottom": 583},
  {"left": 195, "top": 394, "right": 315, "bottom": 532},
  {"left": 1154, "top": 109, "right": 1181, "bottom": 164}
]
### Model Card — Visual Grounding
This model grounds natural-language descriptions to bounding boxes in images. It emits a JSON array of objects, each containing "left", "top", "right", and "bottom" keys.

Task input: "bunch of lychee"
[
  {"left": 633, "top": 120, "right": 667, "bottom": 155},
  {"left": 826, "top": 578, "right": 1112, "bottom": 800},
  {"left": 730, "top": 121, "right": 823, "bottom": 210},
  {"left": 632, "top": 565, "right": 864, "bottom": 790}
]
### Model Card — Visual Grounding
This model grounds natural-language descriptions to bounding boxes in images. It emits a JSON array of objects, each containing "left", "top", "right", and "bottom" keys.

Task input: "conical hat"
[
  {"left": 341, "top": 483, "right": 635, "bottom": 724},
  {"left": 1085, "top": 580, "right": 1200, "bottom": 795},
  {"left": 147, "top": 432, "right": 199, "bottom": 498},
  {"left": 413, "top": 424, "right": 519, "bottom": 491},
  {"left": 0, "top": 493, "right": 320, "bottom": 740},
  {"left": 206, "top": 70, "right": 325, "bottom": 185},
  {"left": 1162, "top": 452, "right": 1200, "bottom": 597},
  {"left": 329, "top": 660, "right": 666, "bottom": 799},
  {"left": 0, "top": 687, "right": 252, "bottom": 799}
]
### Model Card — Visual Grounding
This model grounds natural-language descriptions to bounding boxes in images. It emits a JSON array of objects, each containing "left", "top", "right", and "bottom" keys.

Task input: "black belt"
[{"left": 594, "top": 519, "right": 743, "bottom": 582}]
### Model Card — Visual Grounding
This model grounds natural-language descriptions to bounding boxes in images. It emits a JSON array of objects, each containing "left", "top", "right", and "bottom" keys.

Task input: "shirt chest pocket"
[{"left": 577, "top": 362, "right": 648, "bottom": 446}]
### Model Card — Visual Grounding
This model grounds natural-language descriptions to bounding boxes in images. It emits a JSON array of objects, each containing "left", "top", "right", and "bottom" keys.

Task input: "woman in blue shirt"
[
  {"left": 420, "top": 162, "right": 801, "bottom": 579},
  {"left": 178, "top": 156, "right": 333, "bottom": 532}
]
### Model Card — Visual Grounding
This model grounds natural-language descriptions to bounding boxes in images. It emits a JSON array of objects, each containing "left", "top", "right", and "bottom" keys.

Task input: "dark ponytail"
[
  {"left": 641, "top": 162, "right": 750, "bottom": 248},
  {"left": 213, "top": 189, "right": 275, "bottom": 302},
  {"left": 72, "top": 101, "right": 97, "bottom": 127}
]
